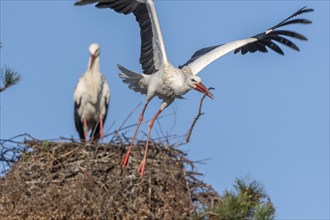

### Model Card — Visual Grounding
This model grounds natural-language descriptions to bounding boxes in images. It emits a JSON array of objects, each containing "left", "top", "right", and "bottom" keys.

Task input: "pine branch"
[
  {"left": 212, "top": 177, "right": 276, "bottom": 220},
  {"left": 0, "top": 42, "right": 21, "bottom": 93},
  {"left": 0, "top": 68, "right": 21, "bottom": 93}
]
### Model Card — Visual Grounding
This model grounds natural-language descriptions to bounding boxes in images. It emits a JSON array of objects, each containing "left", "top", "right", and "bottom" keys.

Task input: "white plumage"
[
  {"left": 75, "top": 0, "right": 313, "bottom": 176},
  {"left": 74, "top": 43, "right": 110, "bottom": 142}
]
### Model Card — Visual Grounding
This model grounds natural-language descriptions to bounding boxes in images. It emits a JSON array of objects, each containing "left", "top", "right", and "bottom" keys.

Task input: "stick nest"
[{"left": 0, "top": 140, "right": 219, "bottom": 219}]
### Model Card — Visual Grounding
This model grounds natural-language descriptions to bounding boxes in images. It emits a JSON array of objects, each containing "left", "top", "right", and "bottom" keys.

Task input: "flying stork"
[
  {"left": 74, "top": 43, "right": 110, "bottom": 142},
  {"left": 75, "top": 0, "right": 313, "bottom": 177}
]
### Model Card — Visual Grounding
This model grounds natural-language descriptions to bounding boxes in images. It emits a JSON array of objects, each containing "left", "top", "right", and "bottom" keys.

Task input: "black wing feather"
[
  {"left": 255, "top": 42, "right": 268, "bottom": 53},
  {"left": 271, "top": 35, "right": 299, "bottom": 51},
  {"left": 273, "top": 19, "right": 312, "bottom": 30},
  {"left": 234, "top": 7, "right": 313, "bottom": 55},
  {"left": 74, "top": 99, "right": 85, "bottom": 141},
  {"left": 247, "top": 43, "right": 258, "bottom": 53},
  {"left": 270, "top": 7, "right": 314, "bottom": 29},
  {"left": 180, "top": 45, "right": 221, "bottom": 68},
  {"left": 269, "top": 30, "right": 308, "bottom": 41},
  {"left": 260, "top": 39, "right": 284, "bottom": 55}
]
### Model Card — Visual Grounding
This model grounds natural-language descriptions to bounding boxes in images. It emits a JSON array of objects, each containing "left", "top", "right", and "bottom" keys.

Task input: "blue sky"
[{"left": 1, "top": 1, "right": 329, "bottom": 219}]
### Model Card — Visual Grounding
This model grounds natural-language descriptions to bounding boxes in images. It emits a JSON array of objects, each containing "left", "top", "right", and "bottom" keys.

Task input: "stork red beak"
[
  {"left": 195, "top": 82, "right": 215, "bottom": 99},
  {"left": 89, "top": 54, "right": 96, "bottom": 70}
]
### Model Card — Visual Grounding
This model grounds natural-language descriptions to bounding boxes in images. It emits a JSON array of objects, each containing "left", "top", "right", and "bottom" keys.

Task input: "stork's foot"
[
  {"left": 120, "top": 149, "right": 131, "bottom": 169},
  {"left": 137, "top": 158, "right": 147, "bottom": 178}
]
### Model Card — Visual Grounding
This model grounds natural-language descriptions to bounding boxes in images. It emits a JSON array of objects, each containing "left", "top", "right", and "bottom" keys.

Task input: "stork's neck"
[
  {"left": 163, "top": 66, "right": 192, "bottom": 95},
  {"left": 88, "top": 56, "right": 100, "bottom": 75},
  {"left": 180, "top": 68, "right": 195, "bottom": 94}
]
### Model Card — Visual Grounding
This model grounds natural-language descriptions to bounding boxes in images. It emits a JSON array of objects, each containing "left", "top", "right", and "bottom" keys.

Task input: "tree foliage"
[
  {"left": 0, "top": 43, "right": 21, "bottom": 93},
  {"left": 212, "top": 177, "right": 275, "bottom": 220},
  {"left": 0, "top": 68, "right": 21, "bottom": 93}
]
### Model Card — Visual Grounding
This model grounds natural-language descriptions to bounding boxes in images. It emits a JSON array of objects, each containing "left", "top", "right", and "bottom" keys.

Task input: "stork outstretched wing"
[{"left": 180, "top": 7, "right": 313, "bottom": 75}]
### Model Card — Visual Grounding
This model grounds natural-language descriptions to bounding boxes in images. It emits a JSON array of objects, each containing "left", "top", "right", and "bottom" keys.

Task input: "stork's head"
[
  {"left": 89, "top": 43, "right": 100, "bottom": 57},
  {"left": 88, "top": 43, "right": 100, "bottom": 70},
  {"left": 187, "top": 75, "right": 214, "bottom": 99}
]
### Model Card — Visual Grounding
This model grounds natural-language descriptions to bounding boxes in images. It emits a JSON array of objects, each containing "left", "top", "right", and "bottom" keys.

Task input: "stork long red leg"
[
  {"left": 138, "top": 108, "right": 163, "bottom": 177},
  {"left": 99, "top": 116, "right": 104, "bottom": 141},
  {"left": 83, "top": 118, "right": 88, "bottom": 142},
  {"left": 120, "top": 101, "right": 149, "bottom": 169}
]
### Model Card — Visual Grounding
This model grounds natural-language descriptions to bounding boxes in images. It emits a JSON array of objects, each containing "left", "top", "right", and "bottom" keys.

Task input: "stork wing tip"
[
  {"left": 302, "top": 7, "right": 315, "bottom": 12},
  {"left": 74, "top": 0, "right": 96, "bottom": 6},
  {"left": 74, "top": 1, "right": 83, "bottom": 6}
]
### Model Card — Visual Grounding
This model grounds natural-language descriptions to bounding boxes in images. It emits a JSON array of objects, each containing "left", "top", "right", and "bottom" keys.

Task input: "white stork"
[
  {"left": 75, "top": 0, "right": 313, "bottom": 176},
  {"left": 74, "top": 43, "right": 110, "bottom": 142}
]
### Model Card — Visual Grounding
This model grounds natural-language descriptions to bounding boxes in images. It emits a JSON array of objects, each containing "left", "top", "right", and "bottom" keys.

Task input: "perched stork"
[
  {"left": 74, "top": 43, "right": 110, "bottom": 142},
  {"left": 75, "top": 0, "right": 313, "bottom": 176}
]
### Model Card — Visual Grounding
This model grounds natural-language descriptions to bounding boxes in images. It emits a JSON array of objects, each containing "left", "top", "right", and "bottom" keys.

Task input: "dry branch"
[{"left": 186, "top": 88, "right": 214, "bottom": 143}]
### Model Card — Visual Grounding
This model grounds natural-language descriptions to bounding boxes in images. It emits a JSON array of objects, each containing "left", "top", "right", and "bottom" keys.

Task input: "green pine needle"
[
  {"left": 0, "top": 68, "right": 21, "bottom": 92},
  {"left": 211, "top": 177, "right": 276, "bottom": 220},
  {"left": 5, "top": 68, "right": 21, "bottom": 86}
]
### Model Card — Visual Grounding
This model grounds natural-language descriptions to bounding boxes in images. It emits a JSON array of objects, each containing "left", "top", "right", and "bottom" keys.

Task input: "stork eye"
[{"left": 191, "top": 78, "right": 197, "bottom": 83}]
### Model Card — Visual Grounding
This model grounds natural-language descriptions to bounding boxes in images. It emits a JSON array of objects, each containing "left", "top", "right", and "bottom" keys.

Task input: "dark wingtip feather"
[
  {"left": 303, "top": 19, "right": 313, "bottom": 24},
  {"left": 271, "top": 30, "right": 308, "bottom": 41},
  {"left": 278, "top": 50, "right": 285, "bottom": 56},
  {"left": 74, "top": 0, "right": 96, "bottom": 6},
  {"left": 293, "top": 6, "right": 314, "bottom": 17},
  {"left": 232, "top": 6, "right": 312, "bottom": 57},
  {"left": 301, "top": 8, "right": 315, "bottom": 13}
]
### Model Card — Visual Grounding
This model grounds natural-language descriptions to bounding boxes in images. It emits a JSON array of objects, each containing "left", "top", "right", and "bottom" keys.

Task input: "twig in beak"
[{"left": 186, "top": 87, "right": 215, "bottom": 143}]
